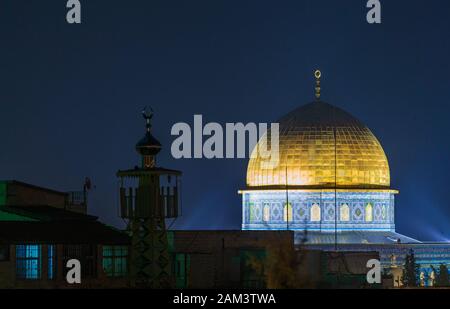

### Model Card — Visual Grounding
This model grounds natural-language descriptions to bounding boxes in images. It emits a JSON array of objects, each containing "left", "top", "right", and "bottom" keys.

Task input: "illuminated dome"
[{"left": 246, "top": 100, "right": 390, "bottom": 188}]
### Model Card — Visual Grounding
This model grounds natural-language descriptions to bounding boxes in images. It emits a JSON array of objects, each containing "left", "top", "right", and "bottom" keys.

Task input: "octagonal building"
[
  {"left": 241, "top": 99, "right": 399, "bottom": 233},
  {"left": 238, "top": 71, "right": 450, "bottom": 285}
]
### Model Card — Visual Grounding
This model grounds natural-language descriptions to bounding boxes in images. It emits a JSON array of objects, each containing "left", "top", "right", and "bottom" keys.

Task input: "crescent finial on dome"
[{"left": 142, "top": 106, "right": 154, "bottom": 132}]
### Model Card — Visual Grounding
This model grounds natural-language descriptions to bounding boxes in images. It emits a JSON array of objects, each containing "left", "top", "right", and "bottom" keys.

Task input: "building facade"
[
  {"left": 242, "top": 190, "right": 396, "bottom": 231},
  {"left": 240, "top": 72, "right": 450, "bottom": 286},
  {"left": 168, "top": 230, "right": 378, "bottom": 288},
  {"left": 0, "top": 180, "right": 130, "bottom": 288}
]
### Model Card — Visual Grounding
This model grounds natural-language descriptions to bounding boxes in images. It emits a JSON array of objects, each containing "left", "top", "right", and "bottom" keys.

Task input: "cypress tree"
[{"left": 401, "top": 249, "right": 419, "bottom": 287}]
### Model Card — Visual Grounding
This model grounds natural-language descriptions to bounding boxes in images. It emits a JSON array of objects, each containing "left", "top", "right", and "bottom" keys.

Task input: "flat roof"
[
  {"left": 0, "top": 180, "right": 68, "bottom": 196},
  {"left": 0, "top": 221, "right": 130, "bottom": 244}
]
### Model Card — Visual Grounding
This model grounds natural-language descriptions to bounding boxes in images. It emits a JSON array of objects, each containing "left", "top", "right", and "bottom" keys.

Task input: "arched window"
[
  {"left": 249, "top": 202, "right": 256, "bottom": 222},
  {"left": 310, "top": 203, "right": 321, "bottom": 222},
  {"left": 283, "top": 203, "right": 292, "bottom": 222},
  {"left": 263, "top": 204, "right": 270, "bottom": 222},
  {"left": 340, "top": 204, "right": 350, "bottom": 221},
  {"left": 365, "top": 203, "right": 373, "bottom": 222}
]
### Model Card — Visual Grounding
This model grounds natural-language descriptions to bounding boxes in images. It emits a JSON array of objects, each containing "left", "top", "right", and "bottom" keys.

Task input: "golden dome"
[{"left": 246, "top": 101, "right": 390, "bottom": 189}]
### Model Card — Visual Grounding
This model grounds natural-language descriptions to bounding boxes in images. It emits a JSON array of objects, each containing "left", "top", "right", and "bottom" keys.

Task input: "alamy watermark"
[
  {"left": 64, "top": 1, "right": 381, "bottom": 25},
  {"left": 367, "top": 0, "right": 382, "bottom": 24},
  {"left": 66, "top": 259, "right": 81, "bottom": 284},
  {"left": 366, "top": 259, "right": 382, "bottom": 284},
  {"left": 66, "top": 0, "right": 81, "bottom": 24},
  {"left": 171, "top": 115, "right": 280, "bottom": 170}
]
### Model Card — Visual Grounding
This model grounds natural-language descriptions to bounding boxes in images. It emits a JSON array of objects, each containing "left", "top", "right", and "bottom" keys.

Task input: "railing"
[
  {"left": 67, "top": 191, "right": 86, "bottom": 205},
  {"left": 120, "top": 186, "right": 179, "bottom": 219}
]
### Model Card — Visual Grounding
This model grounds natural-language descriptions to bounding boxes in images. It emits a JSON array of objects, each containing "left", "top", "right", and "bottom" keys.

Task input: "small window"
[
  {"left": 311, "top": 203, "right": 321, "bottom": 222},
  {"left": 63, "top": 245, "right": 97, "bottom": 278},
  {"left": 48, "top": 245, "right": 56, "bottom": 280},
  {"left": 365, "top": 203, "right": 373, "bottom": 222},
  {"left": 263, "top": 204, "right": 270, "bottom": 222},
  {"left": 102, "top": 246, "right": 128, "bottom": 277},
  {"left": 381, "top": 205, "right": 387, "bottom": 220},
  {"left": 340, "top": 204, "right": 350, "bottom": 222},
  {"left": 249, "top": 203, "right": 256, "bottom": 222},
  {"left": 174, "top": 253, "right": 190, "bottom": 288},
  {"left": 283, "top": 203, "right": 292, "bottom": 222},
  {"left": 16, "top": 244, "right": 41, "bottom": 279}
]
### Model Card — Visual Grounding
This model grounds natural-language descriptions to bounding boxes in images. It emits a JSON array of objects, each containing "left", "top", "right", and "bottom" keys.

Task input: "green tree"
[
  {"left": 401, "top": 249, "right": 419, "bottom": 287},
  {"left": 264, "top": 242, "right": 299, "bottom": 288},
  {"left": 439, "top": 264, "right": 450, "bottom": 287},
  {"left": 246, "top": 239, "right": 315, "bottom": 289},
  {"left": 432, "top": 264, "right": 450, "bottom": 287}
]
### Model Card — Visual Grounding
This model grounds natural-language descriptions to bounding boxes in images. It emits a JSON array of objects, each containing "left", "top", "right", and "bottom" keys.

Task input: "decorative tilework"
[{"left": 242, "top": 190, "right": 396, "bottom": 231}]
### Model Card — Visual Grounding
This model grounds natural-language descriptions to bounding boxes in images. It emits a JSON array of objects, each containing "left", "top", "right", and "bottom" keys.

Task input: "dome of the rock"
[{"left": 246, "top": 101, "right": 390, "bottom": 189}]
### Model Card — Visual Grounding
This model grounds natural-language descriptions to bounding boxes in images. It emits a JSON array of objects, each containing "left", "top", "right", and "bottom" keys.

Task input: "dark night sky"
[{"left": 1, "top": 0, "right": 450, "bottom": 241}]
